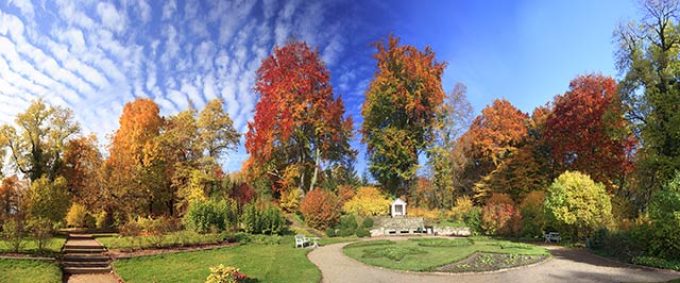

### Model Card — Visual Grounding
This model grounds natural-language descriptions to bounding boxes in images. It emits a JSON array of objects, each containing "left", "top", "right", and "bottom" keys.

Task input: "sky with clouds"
[{"left": 0, "top": 0, "right": 641, "bottom": 174}]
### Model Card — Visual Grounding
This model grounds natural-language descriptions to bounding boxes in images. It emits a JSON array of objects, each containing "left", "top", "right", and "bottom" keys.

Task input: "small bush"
[
  {"left": 242, "top": 202, "right": 285, "bottom": 235},
  {"left": 119, "top": 221, "right": 142, "bottom": 237},
  {"left": 355, "top": 228, "right": 370, "bottom": 238},
  {"left": 345, "top": 239, "right": 395, "bottom": 248},
  {"left": 95, "top": 211, "right": 108, "bottom": 229},
  {"left": 447, "top": 196, "right": 474, "bottom": 221},
  {"left": 463, "top": 207, "right": 482, "bottom": 234},
  {"left": 300, "top": 189, "right": 341, "bottom": 230},
  {"left": 362, "top": 217, "right": 374, "bottom": 228},
  {"left": 280, "top": 189, "right": 301, "bottom": 213},
  {"left": 325, "top": 228, "right": 336, "bottom": 237},
  {"left": 519, "top": 191, "right": 545, "bottom": 238},
  {"left": 184, "top": 199, "right": 238, "bottom": 234},
  {"left": 205, "top": 264, "right": 249, "bottom": 283},
  {"left": 648, "top": 172, "right": 680, "bottom": 260}
]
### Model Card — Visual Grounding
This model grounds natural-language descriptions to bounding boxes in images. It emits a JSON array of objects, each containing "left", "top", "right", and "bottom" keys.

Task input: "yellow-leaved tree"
[{"left": 343, "top": 187, "right": 391, "bottom": 216}]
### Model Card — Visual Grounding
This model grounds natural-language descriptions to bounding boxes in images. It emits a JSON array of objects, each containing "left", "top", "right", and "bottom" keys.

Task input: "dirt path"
[{"left": 308, "top": 241, "right": 680, "bottom": 283}]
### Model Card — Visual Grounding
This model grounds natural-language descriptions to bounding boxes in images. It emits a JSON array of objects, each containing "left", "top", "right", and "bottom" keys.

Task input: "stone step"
[
  {"left": 64, "top": 244, "right": 106, "bottom": 250},
  {"left": 68, "top": 234, "right": 94, "bottom": 240},
  {"left": 62, "top": 261, "right": 111, "bottom": 268},
  {"left": 63, "top": 248, "right": 106, "bottom": 254},
  {"left": 63, "top": 266, "right": 112, "bottom": 274},
  {"left": 63, "top": 254, "right": 110, "bottom": 262}
]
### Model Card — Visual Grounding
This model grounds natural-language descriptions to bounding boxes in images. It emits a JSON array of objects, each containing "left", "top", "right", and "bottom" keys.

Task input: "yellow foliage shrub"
[
  {"left": 447, "top": 196, "right": 474, "bottom": 221},
  {"left": 280, "top": 189, "right": 301, "bottom": 212},
  {"left": 408, "top": 207, "right": 440, "bottom": 221},
  {"left": 66, "top": 203, "right": 87, "bottom": 228},
  {"left": 342, "top": 186, "right": 390, "bottom": 216}
]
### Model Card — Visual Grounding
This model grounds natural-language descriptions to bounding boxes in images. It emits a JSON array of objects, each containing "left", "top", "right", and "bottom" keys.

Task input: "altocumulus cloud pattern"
[{"left": 0, "top": 0, "right": 392, "bottom": 170}]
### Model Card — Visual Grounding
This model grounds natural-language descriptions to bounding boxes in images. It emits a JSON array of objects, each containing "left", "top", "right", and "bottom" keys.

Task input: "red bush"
[
  {"left": 481, "top": 193, "right": 520, "bottom": 236},
  {"left": 337, "top": 185, "right": 355, "bottom": 206},
  {"left": 300, "top": 189, "right": 341, "bottom": 230}
]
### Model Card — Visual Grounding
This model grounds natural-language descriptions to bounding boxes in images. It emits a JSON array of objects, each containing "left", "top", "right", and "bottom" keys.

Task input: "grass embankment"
[
  {"left": 343, "top": 236, "right": 548, "bottom": 271},
  {"left": 95, "top": 231, "right": 229, "bottom": 250},
  {"left": 0, "top": 259, "right": 62, "bottom": 283},
  {"left": 113, "top": 235, "right": 321, "bottom": 283}
]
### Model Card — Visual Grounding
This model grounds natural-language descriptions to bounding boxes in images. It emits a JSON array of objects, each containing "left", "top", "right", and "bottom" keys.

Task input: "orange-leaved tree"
[{"left": 245, "top": 41, "right": 353, "bottom": 197}]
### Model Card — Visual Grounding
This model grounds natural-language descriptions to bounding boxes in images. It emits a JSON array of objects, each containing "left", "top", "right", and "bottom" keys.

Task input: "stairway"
[{"left": 61, "top": 233, "right": 112, "bottom": 275}]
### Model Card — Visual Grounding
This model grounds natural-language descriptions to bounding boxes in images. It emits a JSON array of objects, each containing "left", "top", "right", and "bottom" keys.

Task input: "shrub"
[
  {"left": 632, "top": 256, "right": 680, "bottom": 271},
  {"left": 205, "top": 264, "right": 249, "bottom": 283},
  {"left": 119, "top": 221, "right": 142, "bottom": 237},
  {"left": 1, "top": 218, "right": 25, "bottom": 252},
  {"left": 27, "top": 217, "right": 53, "bottom": 251},
  {"left": 362, "top": 217, "right": 374, "bottom": 228},
  {"left": 66, "top": 203, "right": 88, "bottom": 228},
  {"left": 241, "top": 202, "right": 285, "bottom": 235},
  {"left": 447, "top": 196, "right": 474, "bottom": 221},
  {"left": 300, "top": 189, "right": 340, "bottom": 230},
  {"left": 355, "top": 228, "right": 371, "bottom": 237},
  {"left": 519, "top": 191, "right": 545, "bottom": 238},
  {"left": 325, "top": 227, "right": 337, "bottom": 237},
  {"left": 544, "top": 171, "right": 613, "bottom": 240},
  {"left": 337, "top": 215, "right": 358, "bottom": 236},
  {"left": 648, "top": 172, "right": 680, "bottom": 260},
  {"left": 342, "top": 187, "right": 390, "bottom": 216},
  {"left": 407, "top": 207, "right": 440, "bottom": 221},
  {"left": 95, "top": 211, "right": 108, "bottom": 229},
  {"left": 464, "top": 206, "right": 482, "bottom": 234},
  {"left": 280, "top": 189, "right": 301, "bottom": 213},
  {"left": 481, "top": 193, "right": 517, "bottom": 236},
  {"left": 184, "top": 199, "right": 238, "bottom": 234}
]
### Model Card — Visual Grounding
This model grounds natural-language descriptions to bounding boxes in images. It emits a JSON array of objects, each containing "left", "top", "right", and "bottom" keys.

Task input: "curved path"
[{"left": 308, "top": 241, "right": 680, "bottom": 283}]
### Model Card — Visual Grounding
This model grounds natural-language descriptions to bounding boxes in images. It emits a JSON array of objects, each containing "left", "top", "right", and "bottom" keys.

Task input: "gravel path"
[{"left": 308, "top": 241, "right": 680, "bottom": 283}]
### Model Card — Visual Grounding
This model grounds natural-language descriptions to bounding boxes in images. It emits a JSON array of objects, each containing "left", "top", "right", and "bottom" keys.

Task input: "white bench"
[
  {"left": 544, "top": 232, "right": 561, "bottom": 243},
  {"left": 295, "top": 234, "right": 320, "bottom": 248}
]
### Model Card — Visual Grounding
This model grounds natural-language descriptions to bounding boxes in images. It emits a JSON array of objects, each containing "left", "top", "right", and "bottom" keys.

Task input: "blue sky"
[{"left": 0, "top": 0, "right": 639, "bottom": 175}]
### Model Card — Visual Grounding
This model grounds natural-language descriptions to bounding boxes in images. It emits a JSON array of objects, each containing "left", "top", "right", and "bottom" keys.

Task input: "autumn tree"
[
  {"left": 459, "top": 99, "right": 529, "bottom": 201},
  {"left": 362, "top": 35, "right": 446, "bottom": 195},
  {"left": 0, "top": 176, "right": 26, "bottom": 225},
  {"left": 60, "top": 135, "right": 103, "bottom": 209},
  {"left": 105, "top": 98, "right": 164, "bottom": 216},
  {"left": 427, "top": 83, "right": 473, "bottom": 208},
  {"left": 616, "top": 0, "right": 680, "bottom": 206},
  {"left": 245, "top": 41, "right": 353, "bottom": 197},
  {"left": 544, "top": 74, "right": 635, "bottom": 192},
  {"left": 0, "top": 100, "right": 80, "bottom": 181},
  {"left": 26, "top": 176, "right": 70, "bottom": 223}
]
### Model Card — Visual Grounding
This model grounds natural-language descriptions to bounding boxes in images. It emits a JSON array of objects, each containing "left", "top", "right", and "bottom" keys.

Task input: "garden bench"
[
  {"left": 544, "top": 232, "right": 561, "bottom": 243},
  {"left": 295, "top": 235, "right": 320, "bottom": 248}
]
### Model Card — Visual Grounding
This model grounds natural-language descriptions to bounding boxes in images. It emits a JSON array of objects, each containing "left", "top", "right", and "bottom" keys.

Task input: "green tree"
[
  {"left": 26, "top": 176, "right": 70, "bottom": 223},
  {"left": 544, "top": 171, "right": 613, "bottom": 239},
  {"left": 0, "top": 100, "right": 80, "bottom": 181},
  {"left": 616, "top": 0, "right": 680, "bottom": 206},
  {"left": 362, "top": 35, "right": 446, "bottom": 195},
  {"left": 648, "top": 171, "right": 680, "bottom": 260}
]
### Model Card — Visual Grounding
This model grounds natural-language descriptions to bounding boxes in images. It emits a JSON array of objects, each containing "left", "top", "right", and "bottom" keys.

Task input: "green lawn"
[
  {"left": 0, "top": 259, "right": 62, "bottom": 283},
  {"left": 0, "top": 235, "right": 66, "bottom": 255},
  {"left": 343, "top": 236, "right": 548, "bottom": 271},
  {"left": 113, "top": 235, "right": 321, "bottom": 283}
]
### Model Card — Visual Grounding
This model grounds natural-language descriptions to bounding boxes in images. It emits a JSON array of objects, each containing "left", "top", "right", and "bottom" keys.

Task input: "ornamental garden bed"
[{"left": 436, "top": 252, "right": 547, "bottom": 272}]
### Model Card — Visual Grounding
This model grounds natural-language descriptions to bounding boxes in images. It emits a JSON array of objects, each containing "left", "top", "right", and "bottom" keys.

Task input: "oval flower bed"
[{"left": 342, "top": 237, "right": 548, "bottom": 272}]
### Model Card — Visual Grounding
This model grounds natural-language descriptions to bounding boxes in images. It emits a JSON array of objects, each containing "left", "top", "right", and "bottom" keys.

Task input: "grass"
[
  {"left": 0, "top": 235, "right": 66, "bottom": 255},
  {"left": 0, "top": 259, "right": 62, "bottom": 283},
  {"left": 343, "top": 237, "right": 548, "bottom": 271},
  {"left": 113, "top": 235, "right": 320, "bottom": 283},
  {"left": 95, "top": 231, "right": 228, "bottom": 250}
]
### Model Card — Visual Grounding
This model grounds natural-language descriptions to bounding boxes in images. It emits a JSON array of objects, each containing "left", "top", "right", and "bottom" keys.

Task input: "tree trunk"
[{"left": 309, "top": 147, "right": 320, "bottom": 192}]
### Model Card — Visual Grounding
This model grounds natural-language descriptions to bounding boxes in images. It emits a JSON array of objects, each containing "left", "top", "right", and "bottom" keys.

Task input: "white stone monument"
[{"left": 391, "top": 198, "right": 406, "bottom": 217}]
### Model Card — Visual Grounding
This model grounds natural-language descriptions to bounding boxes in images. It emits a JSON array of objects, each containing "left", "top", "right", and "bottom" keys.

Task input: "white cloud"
[
  {"left": 8, "top": 0, "right": 34, "bottom": 19},
  {"left": 96, "top": 2, "right": 127, "bottom": 33}
]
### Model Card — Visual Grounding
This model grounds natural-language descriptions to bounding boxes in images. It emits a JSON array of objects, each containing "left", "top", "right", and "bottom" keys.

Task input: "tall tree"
[
  {"left": 0, "top": 100, "right": 80, "bottom": 181},
  {"left": 544, "top": 74, "right": 636, "bottom": 192},
  {"left": 198, "top": 99, "right": 240, "bottom": 159},
  {"left": 460, "top": 99, "right": 528, "bottom": 201},
  {"left": 245, "top": 41, "right": 353, "bottom": 196},
  {"left": 362, "top": 35, "right": 446, "bottom": 195},
  {"left": 105, "top": 98, "right": 164, "bottom": 216},
  {"left": 60, "top": 135, "right": 104, "bottom": 210},
  {"left": 616, "top": 0, "right": 680, "bottom": 202},
  {"left": 428, "top": 83, "right": 473, "bottom": 208}
]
